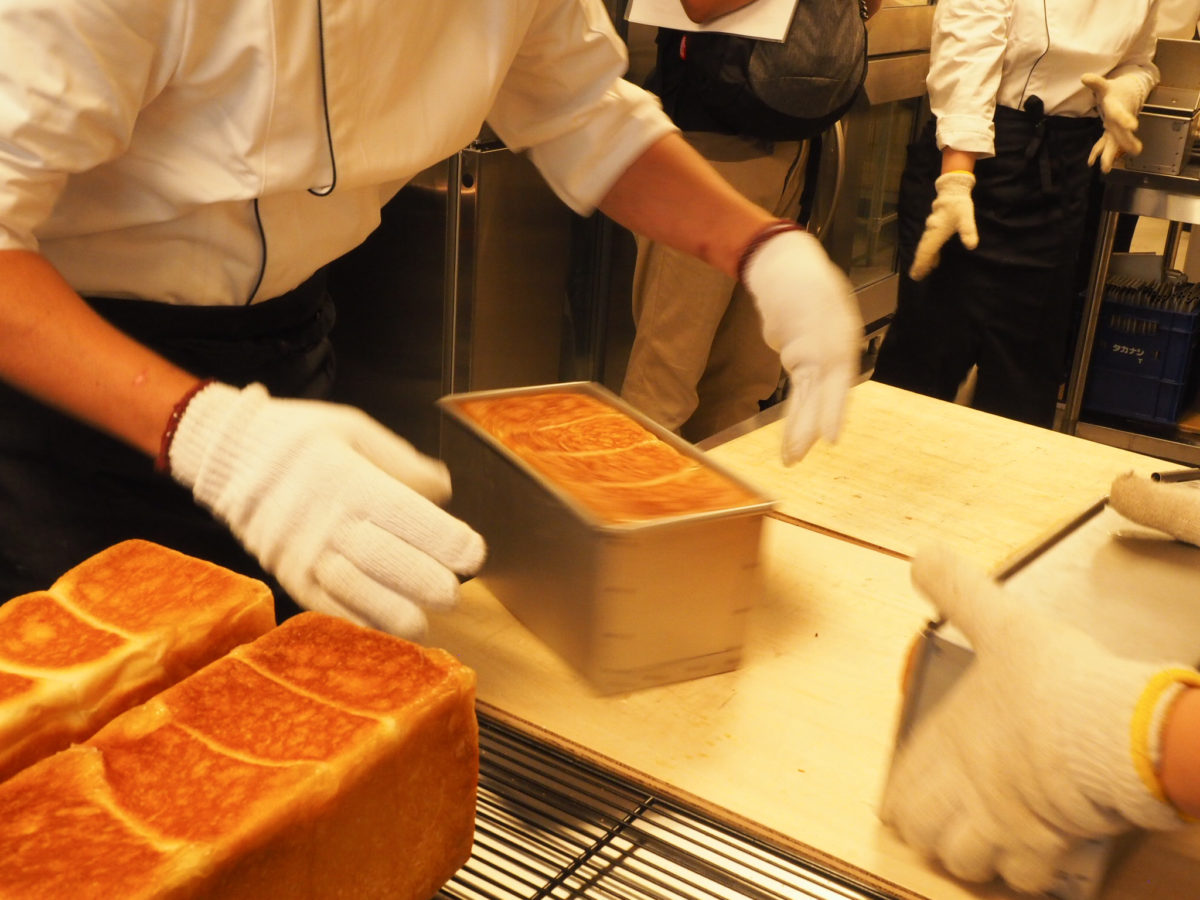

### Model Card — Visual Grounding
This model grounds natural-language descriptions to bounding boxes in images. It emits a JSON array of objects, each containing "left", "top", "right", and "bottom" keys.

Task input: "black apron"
[
  {"left": 872, "top": 102, "right": 1104, "bottom": 427},
  {"left": 0, "top": 272, "right": 335, "bottom": 617}
]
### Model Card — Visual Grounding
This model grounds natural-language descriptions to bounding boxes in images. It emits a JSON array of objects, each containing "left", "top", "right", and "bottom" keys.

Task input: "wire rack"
[{"left": 437, "top": 714, "right": 897, "bottom": 900}]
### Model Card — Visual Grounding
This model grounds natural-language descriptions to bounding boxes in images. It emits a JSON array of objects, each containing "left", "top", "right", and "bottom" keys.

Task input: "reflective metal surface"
[
  {"left": 327, "top": 146, "right": 585, "bottom": 458},
  {"left": 813, "top": 4, "right": 932, "bottom": 336},
  {"left": 439, "top": 382, "right": 772, "bottom": 695},
  {"left": 1122, "top": 39, "right": 1200, "bottom": 178}
]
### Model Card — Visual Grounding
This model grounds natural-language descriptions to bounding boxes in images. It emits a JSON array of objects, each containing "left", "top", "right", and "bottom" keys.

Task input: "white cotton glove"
[
  {"left": 909, "top": 171, "right": 978, "bottom": 281},
  {"left": 742, "top": 229, "right": 863, "bottom": 465},
  {"left": 167, "top": 382, "right": 486, "bottom": 639},
  {"left": 1110, "top": 470, "right": 1200, "bottom": 546},
  {"left": 1082, "top": 72, "right": 1149, "bottom": 173},
  {"left": 882, "top": 542, "right": 1191, "bottom": 894}
]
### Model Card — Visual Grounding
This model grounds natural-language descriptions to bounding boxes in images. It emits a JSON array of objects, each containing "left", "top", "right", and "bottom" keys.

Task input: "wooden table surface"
[
  {"left": 428, "top": 382, "right": 1197, "bottom": 900},
  {"left": 706, "top": 381, "right": 1163, "bottom": 573},
  {"left": 431, "top": 520, "right": 1016, "bottom": 900}
]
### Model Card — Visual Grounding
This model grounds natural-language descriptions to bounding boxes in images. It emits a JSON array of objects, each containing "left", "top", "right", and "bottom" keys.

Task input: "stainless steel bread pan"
[{"left": 438, "top": 382, "right": 776, "bottom": 695}]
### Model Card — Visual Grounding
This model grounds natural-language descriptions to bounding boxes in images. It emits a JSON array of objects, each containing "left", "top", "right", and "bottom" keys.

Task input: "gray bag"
[{"left": 682, "top": 0, "right": 868, "bottom": 140}]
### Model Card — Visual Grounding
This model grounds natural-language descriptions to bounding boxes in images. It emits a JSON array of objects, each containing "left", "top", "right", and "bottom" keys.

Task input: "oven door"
[{"left": 808, "top": 2, "right": 935, "bottom": 342}]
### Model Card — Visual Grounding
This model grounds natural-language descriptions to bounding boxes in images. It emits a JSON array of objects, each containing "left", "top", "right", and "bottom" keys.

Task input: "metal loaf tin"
[{"left": 438, "top": 382, "right": 776, "bottom": 695}]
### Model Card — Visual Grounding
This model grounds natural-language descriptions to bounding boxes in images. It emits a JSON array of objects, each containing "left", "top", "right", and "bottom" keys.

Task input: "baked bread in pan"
[{"left": 458, "top": 390, "right": 756, "bottom": 521}]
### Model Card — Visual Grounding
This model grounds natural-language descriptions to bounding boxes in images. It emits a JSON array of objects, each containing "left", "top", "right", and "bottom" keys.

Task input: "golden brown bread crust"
[
  {"left": 51, "top": 539, "right": 277, "bottom": 678},
  {"left": 0, "top": 539, "right": 275, "bottom": 783},
  {"left": 0, "top": 748, "right": 171, "bottom": 897},
  {"left": 0, "top": 612, "right": 479, "bottom": 900},
  {"left": 458, "top": 391, "right": 756, "bottom": 521}
]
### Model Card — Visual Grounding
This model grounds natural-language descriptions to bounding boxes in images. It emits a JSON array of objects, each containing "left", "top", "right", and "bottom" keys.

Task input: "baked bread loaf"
[
  {"left": 0, "top": 539, "right": 275, "bottom": 783},
  {"left": 457, "top": 390, "right": 756, "bottom": 521},
  {"left": 0, "top": 611, "right": 478, "bottom": 900}
]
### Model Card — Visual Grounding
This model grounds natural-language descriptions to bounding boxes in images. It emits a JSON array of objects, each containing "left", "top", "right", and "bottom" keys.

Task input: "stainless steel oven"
[
  {"left": 809, "top": 1, "right": 936, "bottom": 342},
  {"left": 326, "top": 134, "right": 583, "bottom": 458}
]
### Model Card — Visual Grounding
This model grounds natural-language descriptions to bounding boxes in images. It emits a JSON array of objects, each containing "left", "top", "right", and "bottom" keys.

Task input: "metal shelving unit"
[
  {"left": 1060, "top": 37, "right": 1200, "bottom": 465},
  {"left": 1060, "top": 168, "right": 1200, "bottom": 466}
]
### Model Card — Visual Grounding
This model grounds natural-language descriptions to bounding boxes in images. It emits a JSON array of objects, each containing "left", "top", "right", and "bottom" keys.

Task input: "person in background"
[
  {"left": 883, "top": 471, "right": 1200, "bottom": 895},
  {"left": 621, "top": 0, "right": 876, "bottom": 448},
  {"left": 0, "top": 1, "right": 862, "bottom": 637},
  {"left": 870, "top": 0, "right": 1160, "bottom": 429}
]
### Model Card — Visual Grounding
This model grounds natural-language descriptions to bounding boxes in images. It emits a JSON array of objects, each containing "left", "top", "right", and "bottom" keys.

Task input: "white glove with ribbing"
[
  {"left": 1082, "top": 72, "right": 1149, "bottom": 173},
  {"left": 882, "top": 542, "right": 1192, "bottom": 894},
  {"left": 742, "top": 228, "right": 863, "bottom": 465},
  {"left": 1110, "top": 470, "right": 1200, "bottom": 546},
  {"left": 167, "top": 382, "right": 486, "bottom": 639},
  {"left": 909, "top": 171, "right": 978, "bottom": 281}
]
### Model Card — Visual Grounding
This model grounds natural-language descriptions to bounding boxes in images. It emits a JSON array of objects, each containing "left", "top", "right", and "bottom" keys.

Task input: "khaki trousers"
[{"left": 621, "top": 131, "right": 808, "bottom": 442}]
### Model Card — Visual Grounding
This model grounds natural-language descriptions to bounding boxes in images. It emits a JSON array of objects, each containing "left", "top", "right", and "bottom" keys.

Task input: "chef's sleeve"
[
  {"left": 1104, "top": 0, "right": 1161, "bottom": 99},
  {"left": 926, "top": 0, "right": 1012, "bottom": 158},
  {"left": 0, "top": 2, "right": 153, "bottom": 251},
  {"left": 485, "top": 0, "right": 679, "bottom": 215}
]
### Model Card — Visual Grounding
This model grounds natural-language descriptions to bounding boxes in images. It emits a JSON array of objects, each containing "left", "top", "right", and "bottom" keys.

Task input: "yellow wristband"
[{"left": 1131, "top": 667, "right": 1200, "bottom": 810}]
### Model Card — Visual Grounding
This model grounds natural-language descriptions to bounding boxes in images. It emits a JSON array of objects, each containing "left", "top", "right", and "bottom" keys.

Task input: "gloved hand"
[
  {"left": 882, "top": 542, "right": 1191, "bottom": 894},
  {"left": 742, "top": 228, "right": 863, "bottom": 465},
  {"left": 909, "top": 171, "right": 978, "bottom": 281},
  {"left": 1082, "top": 72, "right": 1149, "bottom": 173},
  {"left": 166, "top": 382, "right": 486, "bottom": 639},
  {"left": 1110, "top": 470, "right": 1200, "bottom": 546}
]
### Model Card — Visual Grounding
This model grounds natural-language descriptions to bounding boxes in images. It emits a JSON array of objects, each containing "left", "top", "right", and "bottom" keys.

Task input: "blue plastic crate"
[
  {"left": 1083, "top": 298, "right": 1200, "bottom": 425},
  {"left": 1091, "top": 304, "right": 1199, "bottom": 380},
  {"left": 1083, "top": 367, "right": 1195, "bottom": 425}
]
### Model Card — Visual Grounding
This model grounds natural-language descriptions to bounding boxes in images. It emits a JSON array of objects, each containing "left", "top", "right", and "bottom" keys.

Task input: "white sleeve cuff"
[{"left": 935, "top": 115, "right": 996, "bottom": 158}]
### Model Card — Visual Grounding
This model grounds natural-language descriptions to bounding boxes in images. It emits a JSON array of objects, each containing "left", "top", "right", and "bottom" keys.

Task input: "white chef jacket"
[
  {"left": 1156, "top": 0, "right": 1200, "bottom": 38},
  {"left": 927, "top": 0, "right": 1161, "bottom": 157},
  {"left": 0, "top": 0, "right": 676, "bottom": 305}
]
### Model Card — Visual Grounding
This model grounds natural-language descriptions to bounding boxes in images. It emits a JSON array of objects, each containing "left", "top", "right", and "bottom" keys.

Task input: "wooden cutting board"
[{"left": 706, "top": 381, "right": 1163, "bottom": 573}]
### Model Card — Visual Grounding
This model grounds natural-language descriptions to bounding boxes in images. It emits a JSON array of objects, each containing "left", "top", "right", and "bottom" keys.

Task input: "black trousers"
[
  {"left": 0, "top": 273, "right": 335, "bottom": 617},
  {"left": 872, "top": 105, "right": 1103, "bottom": 427}
]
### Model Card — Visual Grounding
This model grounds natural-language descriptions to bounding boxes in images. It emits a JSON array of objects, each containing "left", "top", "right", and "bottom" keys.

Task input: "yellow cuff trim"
[
  {"left": 943, "top": 169, "right": 974, "bottom": 175},
  {"left": 1131, "top": 667, "right": 1200, "bottom": 807}
]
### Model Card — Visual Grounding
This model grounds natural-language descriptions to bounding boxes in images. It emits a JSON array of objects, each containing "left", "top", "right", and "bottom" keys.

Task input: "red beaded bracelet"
[
  {"left": 736, "top": 219, "right": 804, "bottom": 285},
  {"left": 155, "top": 378, "right": 217, "bottom": 474}
]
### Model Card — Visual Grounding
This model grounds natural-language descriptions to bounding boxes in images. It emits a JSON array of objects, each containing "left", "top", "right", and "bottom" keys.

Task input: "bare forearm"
[
  {"left": 1160, "top": 687, "right": 1200, "bottom": 817},
  {"left": 942, "top": 148, "right": 979, "bottom": 174},
  {"left": 598, "top": 132, "right": 775, "bottom": 278},
  {"left": 0, "top": 249, "right": 199, "bottom": 457}
]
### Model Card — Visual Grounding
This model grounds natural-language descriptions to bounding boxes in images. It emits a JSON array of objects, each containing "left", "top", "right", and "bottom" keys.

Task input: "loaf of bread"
[
  {"left": 0, "top": 611, "right": 478, "bottom": 900},
  {"left": 457, "top": 390, "right": 757, "bottom": 521},
  {"left": 0, "top": 539, "right": 275, "bottom": 783}
]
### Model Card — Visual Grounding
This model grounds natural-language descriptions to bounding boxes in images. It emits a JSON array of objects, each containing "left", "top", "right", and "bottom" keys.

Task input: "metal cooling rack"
[{"left": 437, "top": 714, "right": 896, "bottom": 900}]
